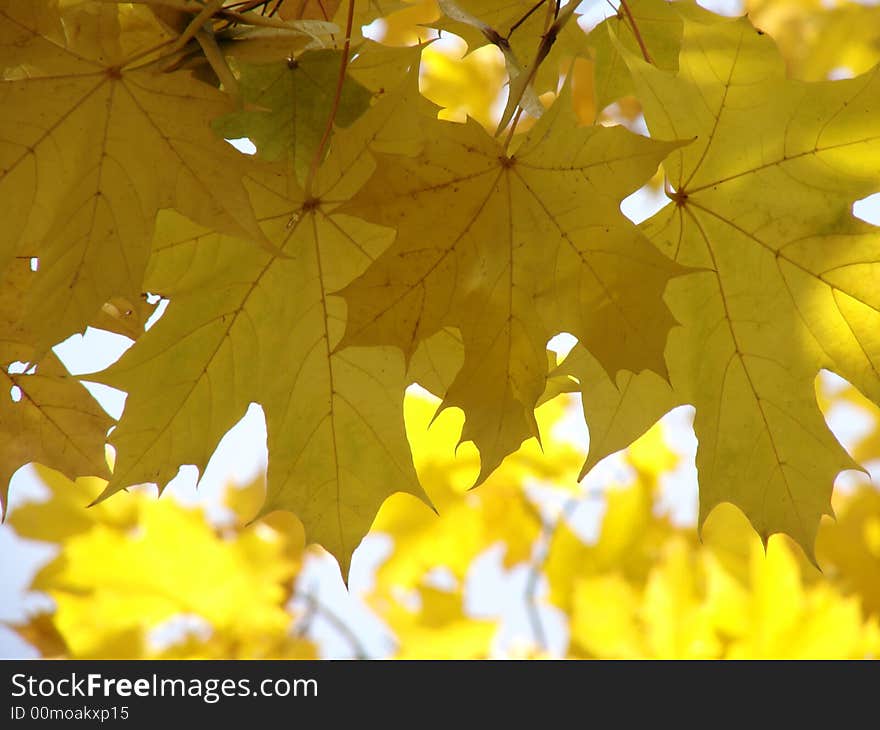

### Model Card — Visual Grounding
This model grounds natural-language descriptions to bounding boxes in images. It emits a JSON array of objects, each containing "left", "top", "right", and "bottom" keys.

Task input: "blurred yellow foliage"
[
  {"left": 746, "top": 0, "right": 880, "bottom": 80},
  {"left": 370, "top": 585, "right": 496, "bottom": 659},
  {"left": 6, "top": 389, "right": 880, "bottom": 659},
  {"left": 420, "top": 42, "right": 506, "bottom": 127},
  {"left": 9, "top": 468, "right": 312, "bottom": 658}
]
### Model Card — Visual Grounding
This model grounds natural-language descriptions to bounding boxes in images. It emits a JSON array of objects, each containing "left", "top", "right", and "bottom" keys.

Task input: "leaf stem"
[
  {"left": 195, "top": 27, "right": 241, "bottom": 100},
  {"left": 303, "top": 0, "right": 356, "bottom": 196},
  {"left": 502, "top": 107, "right": 525, "bottom": 152},
  {"left": 500, "top": 0, "right": 574, "bottom": 146},
  {"left": 506, "top": 0, "right": 547, "bottom": 41},
  {"left": 172, "top": 0, "right": 223, "bottom": 52},
  {"left": 120, "top": 37, "right": 179, "bottom": 71},
  {"left": 618, "top": 0, "right": 653, "bottom": 64}
]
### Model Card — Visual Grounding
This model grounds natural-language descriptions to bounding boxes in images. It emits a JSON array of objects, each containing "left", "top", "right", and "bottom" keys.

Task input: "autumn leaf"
[
  {"left": 555, "top": 343, "right": 680, "bottom": 478},
  {"left": 587, "top": 0, "right": 674, "bottom": 115},
  {"left": 337, "top": 87, "right": 685, "bottom": 482},
  {"left": 90, "top": 73, "right": 436, "bottom": 577},
  {"left": 6, "top": 0, "right": 880, "bottom": 663},
  {"left": 618, "top": 16, "right": 880, "bottom": 557},
  {"left": 0, "top": 262, "right": 111, "bottom": 516},
  {"left": 0, "top": 0, "right": 264, "bottom": 353},
  {"left": 212, "top": 49, "right": 372, "bottom": 180}
]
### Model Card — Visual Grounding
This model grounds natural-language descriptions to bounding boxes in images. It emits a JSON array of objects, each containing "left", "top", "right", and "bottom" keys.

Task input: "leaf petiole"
[
  {"left": 618, "top": 0, "right": 653, "bottom": 64},
  {"left": 303, "top": 0, "right": 356, "bottom": 196}
]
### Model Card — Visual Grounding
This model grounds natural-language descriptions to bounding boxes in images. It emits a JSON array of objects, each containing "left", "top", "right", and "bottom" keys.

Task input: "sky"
[{"left": 2, "top": 0, "right": 880, "bottom": 658}]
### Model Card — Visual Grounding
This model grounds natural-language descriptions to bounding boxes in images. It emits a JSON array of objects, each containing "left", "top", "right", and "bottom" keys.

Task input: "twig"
[
  {"left": 294, "top": 587, "right": 370, "bottom": 659},
  {"left": 506, "top": 0, "right": 547, "bottom": 41},
  {"left": 522, "top": 488, "right": 605, "bottom": 654},
  {"left": 498, "top": 0, "right": 578, "bottom": 143},
  {"left": 619, "top": 0, "right": 653, "bottom": 64},
  {"left": 171, "top": 0, "right": 223, "bottom": 52},
  {"left": 522, "top": 497, "right": 575, "bottom": 653}
]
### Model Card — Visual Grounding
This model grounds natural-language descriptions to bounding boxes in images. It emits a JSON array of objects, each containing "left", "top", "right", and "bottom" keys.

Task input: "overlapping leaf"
[
  {"left": 0, "top": 0, "right": 263, "bottom": 353},
  {"left": 372, "top": 392, "right": 584, "bottom": 589},
  {"left": 555, "top": 343, "right": 679, "bottom": 478},
  {"left": 432, "top": 0, "right": 586, "bottom": 95},
  {"left": 212, "top": 49, "right": 372, "bottom": 179},
  {"left": 91, "top": 75, "right": 434, "bottom": 575},
  {"left": 584, "top": 0, "right": 719, "bottom": 116},
  {"left": 337, "top": 90, "right": 685, "bottom": 481},
  {"left": 6, "top": 0, "right": 879, "bottom": 587},
  {"left": 621, "top": 16, "right": 880, "bottom": 555},
  {"left": 0, "top": 263, "right": 111, "bottom": 516}
]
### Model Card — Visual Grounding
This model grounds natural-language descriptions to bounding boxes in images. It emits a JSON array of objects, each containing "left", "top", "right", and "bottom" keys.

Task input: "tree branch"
[
  {"left": 523, "top": 487, "right": 605, "bottom": 655},
  {"left": 294, "top": 585, "right": 370, "bottom": 659}
]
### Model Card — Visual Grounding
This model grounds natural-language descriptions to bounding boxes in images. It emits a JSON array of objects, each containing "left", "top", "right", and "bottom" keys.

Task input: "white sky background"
[{"left": 3, "top": 0, "right": 880, "bottom": 658}]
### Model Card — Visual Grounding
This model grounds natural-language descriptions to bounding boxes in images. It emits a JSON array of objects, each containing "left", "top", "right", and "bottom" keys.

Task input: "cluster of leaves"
[
  {"left": 3, "top": 0, "right": 880, "bottom": 584},
  {"left": 7, "top": 389, "right": 880, "bottom": 658}
]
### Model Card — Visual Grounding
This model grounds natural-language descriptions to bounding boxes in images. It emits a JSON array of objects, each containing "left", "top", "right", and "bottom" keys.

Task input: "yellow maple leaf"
[
  {"left": 584, "top": 0, "right": 717, "bottom": 117},
  {"left": 338, "top": 88, "right": 685, "bottom": 484},
  {"left": 555, "top": 343, "right": 680, "bottom": 478},
  {"left": 91, "top": 71, "right": 435, "bottom": 577},
  {"left": 0, "top": 261, "right": 111, "bottom": 515},
  {"left": 620, "top": 16, "right": 880, "bottom": 557},
  {"left": 0, "top": 0, "right": 264, "bottom": 353}
]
